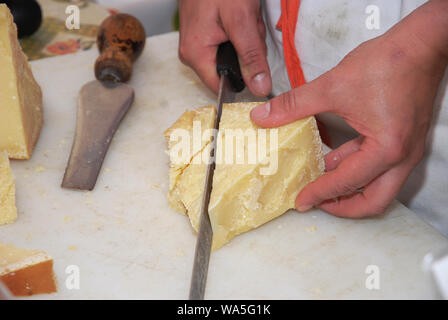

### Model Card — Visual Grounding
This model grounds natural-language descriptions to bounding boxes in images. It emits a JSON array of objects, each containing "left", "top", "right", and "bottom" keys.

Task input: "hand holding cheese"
[
  {"left": 166, "top": 102, "right": 324, "bottom": 249},
  {"left": 251, "top": 0, "right": 448, "bottom": 218}
]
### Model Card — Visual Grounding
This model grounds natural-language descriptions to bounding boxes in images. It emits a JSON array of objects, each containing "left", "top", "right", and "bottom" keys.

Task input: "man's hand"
[
  {"left": 250, "top": 0, "right": 448, "bottom": 218},
  {"left": 178, "top": 0, "right": 272, "bottom": 97}
]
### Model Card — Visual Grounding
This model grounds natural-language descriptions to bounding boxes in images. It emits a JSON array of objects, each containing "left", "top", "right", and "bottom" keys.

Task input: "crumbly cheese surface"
[
  {"left": 0, "top": 151, "right": 17, "bottom": 225},
  {"left": 164, "top": 105, "right": 216, "bottom": 226},
  {"left": 165, "top": 102, "right": 324, "bottom": 249},
  {"left": 0, "top": 4, "right": 43, "bottom": 159}
]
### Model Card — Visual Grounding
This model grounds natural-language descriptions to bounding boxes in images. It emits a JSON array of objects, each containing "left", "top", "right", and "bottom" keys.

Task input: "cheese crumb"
[{"left": 34, "top": 165, "right": 45, "bottom": 172}]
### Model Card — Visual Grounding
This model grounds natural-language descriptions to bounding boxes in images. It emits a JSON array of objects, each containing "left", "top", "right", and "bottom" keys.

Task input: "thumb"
[
  {"left": 221, "top": 5, "right": 272, "bottom": 97},
  {"left": 250, "top": 75, "right": 334, "bottom": 128}
]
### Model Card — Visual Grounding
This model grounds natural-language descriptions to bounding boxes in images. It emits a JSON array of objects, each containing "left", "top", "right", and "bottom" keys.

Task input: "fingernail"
[
  {"left": 297, "top": 204, "right": 313, "bottom": 212},
  {"left": 251, "top": 102, "right": 271, "bottom": 120},
  {"left": 252, "top": 72, "right": 270, "bottom": 96}
]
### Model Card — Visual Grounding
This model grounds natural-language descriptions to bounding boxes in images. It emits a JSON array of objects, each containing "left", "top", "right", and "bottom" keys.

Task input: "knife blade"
[
  {"left": 62, "top": 14, "right": 146, "bottom": 190},
  {"left": 0, "top": 281, "right": 11, "bottom": 300},
  {"left": 189, "top": 41, "right": 245, "bottom": 300}
]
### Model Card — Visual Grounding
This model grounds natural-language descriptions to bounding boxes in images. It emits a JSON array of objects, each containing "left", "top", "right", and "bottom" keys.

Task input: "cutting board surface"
[{"left": 1, "top": 32, "right": 447, "bottom": 299}]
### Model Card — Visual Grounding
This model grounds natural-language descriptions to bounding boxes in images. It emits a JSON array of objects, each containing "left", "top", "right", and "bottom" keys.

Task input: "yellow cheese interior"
[
  {"left": 165, "top": 105, "right": 216, "bottom": 227},
  {"left": 0, "top": 151, "right": 17, "bottom": 225},
  {"left": 0, "top": 4, "right": 43, "bottom": 159},
  {"left": 165, "top": 102, "right": 324, "bottom": 250}
]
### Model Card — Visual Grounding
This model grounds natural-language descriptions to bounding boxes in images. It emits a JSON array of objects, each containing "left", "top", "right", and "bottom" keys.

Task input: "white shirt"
[{"left": 263, "top": 0, "right": 448, "bottom": 237}]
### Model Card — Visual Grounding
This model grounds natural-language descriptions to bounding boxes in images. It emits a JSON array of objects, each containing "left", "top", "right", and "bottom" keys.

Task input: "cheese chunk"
[
  {"left": 165, "top": 105, "right": 216, "bottom": 227},
  {"left": 0, "top": 243, "right": 56, "bottom": 296},
  {"left": 165, "top": 102, "right": 324, "bottom": 249},
  {"left": 0, "top": 4, "right": 43, "bottom": 159},
  {"left": 0, "top": 150, "right": 17, "bottom": 225}
]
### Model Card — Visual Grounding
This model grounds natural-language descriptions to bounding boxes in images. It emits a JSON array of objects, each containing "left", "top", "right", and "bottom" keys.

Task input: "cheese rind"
[
  {"left": 0, "top": 243, "right": 56, "bottom": 296},
  {"left": 0, "top": 4, "right": 43, "bottom": 159},
  {"left": 165, "top": 103, "right": 325, "bottom": 249},
  {"left": 0, "top": 150, "right": 17, "bottom": 225}
]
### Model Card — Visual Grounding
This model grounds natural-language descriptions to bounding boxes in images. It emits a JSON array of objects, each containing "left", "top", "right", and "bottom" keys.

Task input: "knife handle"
[
  {"left": 216, "top": 41, "right": 245, "bottom": 92},
  {"left": 95, "top": 13, "right": 146, "bottom": 83}
]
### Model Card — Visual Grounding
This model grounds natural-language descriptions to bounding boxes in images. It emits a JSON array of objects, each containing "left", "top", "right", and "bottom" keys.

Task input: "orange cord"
[{"left": 276, "top": 0, "right": 306, "bottom": 88}]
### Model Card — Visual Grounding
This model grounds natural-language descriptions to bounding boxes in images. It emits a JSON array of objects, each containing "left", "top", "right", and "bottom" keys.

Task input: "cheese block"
[
  {"left": 165, "top": 105, "right": 216, "bottom": 226},
  {"left": 0, "top": 243, "right": 56, "bottom": 296},
  {"left": 0, "top": 4, "right": 43, "bottom": 159},
  {"left": 0, "top": 150, "right": 17, "bottom": 225},
  {"left": 165, "top": 102, "right": 325, "bottom": 249}
]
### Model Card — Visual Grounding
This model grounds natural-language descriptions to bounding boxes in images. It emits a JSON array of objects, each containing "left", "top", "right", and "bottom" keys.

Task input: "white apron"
[{"left": 262, "top": 0, "right": 448, "bottom": 237}]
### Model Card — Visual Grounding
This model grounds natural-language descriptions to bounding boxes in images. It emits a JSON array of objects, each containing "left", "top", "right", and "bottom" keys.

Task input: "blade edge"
[{"left": 189, "top": 76, "right": 235, "bottom": 300}]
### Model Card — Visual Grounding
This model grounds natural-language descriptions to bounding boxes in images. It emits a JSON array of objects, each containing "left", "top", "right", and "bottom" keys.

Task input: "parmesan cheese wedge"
[
  {"left": 0, "top": 243, "right": 56, "bottom": 296},
  {"left": 165, "top": 102, "right": 324, "bottom": 249},
  {"left": 0, "top": 4, "right": 43, "bottom": 159},
  {"left": 0, "top": 150, "right": 17, "bottom": 225}
]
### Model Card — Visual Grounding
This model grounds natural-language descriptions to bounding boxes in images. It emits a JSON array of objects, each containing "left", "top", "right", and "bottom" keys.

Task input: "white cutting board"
[{"left": 1, "top": 32, "right": 447, "bottom": 299}]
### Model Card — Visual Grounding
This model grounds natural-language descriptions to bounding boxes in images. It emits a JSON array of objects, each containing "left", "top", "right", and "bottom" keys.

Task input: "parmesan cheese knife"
[
  {"left": 189, "top": 41, "right": 245, "bottom": 300},
  {"left": 62, "top": 14, "right": 146, "bottom": 190}
]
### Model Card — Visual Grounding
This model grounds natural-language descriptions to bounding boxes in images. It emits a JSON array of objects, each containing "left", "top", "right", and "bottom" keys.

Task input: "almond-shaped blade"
[{"left": 62, "top": 80, "right": 134, "bottom": 190}]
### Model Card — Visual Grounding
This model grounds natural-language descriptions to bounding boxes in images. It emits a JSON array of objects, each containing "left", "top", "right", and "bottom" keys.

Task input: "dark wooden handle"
[
  {"left": 95, "top": 13, "right": 146, "bottom": 83},
  {"left": 216, "top": 41, "right": 245, "bottom": 92}
]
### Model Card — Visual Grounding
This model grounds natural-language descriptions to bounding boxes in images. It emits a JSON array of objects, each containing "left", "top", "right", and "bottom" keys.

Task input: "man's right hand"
[{"left": 178, "top": 0, "right": 272, "bottom": 97}]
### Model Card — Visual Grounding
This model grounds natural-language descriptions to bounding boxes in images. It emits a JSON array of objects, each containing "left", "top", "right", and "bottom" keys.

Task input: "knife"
[
  {"left": 0, "top": 281, "right": 11, "bottom": 300},
  {"left": 189, "top": 41, "right": 245, "bottom": 300},
  {"left": 62, "top": 14, "right": 146, "bottom": 190}
]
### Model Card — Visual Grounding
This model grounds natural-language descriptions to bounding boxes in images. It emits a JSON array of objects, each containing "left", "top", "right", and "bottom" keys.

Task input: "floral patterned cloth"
[{"left": 20, "top": 0, "right": 114, "bottom": 61}]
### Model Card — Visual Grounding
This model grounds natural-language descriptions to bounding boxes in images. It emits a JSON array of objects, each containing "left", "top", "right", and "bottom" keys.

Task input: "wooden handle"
[{"left": 95, "top": 13, "right": 146, "bottom": 83}]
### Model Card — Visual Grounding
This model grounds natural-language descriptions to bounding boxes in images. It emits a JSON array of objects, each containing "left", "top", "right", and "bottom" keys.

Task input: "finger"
[
  {"left": 318, "top": 162, "right": 414, "bottom": 218},
  {"left": 258, "top": 16, "right": 267, "bottom": 40},
  {"left": 324, "top": 136, "right": 364, "bottom": 171},
  {"left": 250, "top": 73, "right": 334, "bottom": 127},
  {"left": 179, "top": 27, "right": 228, "bottom": 94},
  {"left": 221, "top": 6, "right": 272, "bottom": 97},
  {"left": 187, "top": 44, "right": 222, "bottom": 94},
  {"left": 178, "top": 0, "right": 226, "bottom": 93},
  {"left": 295, "top": 140, "right": 390, "bottom": 211}
]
